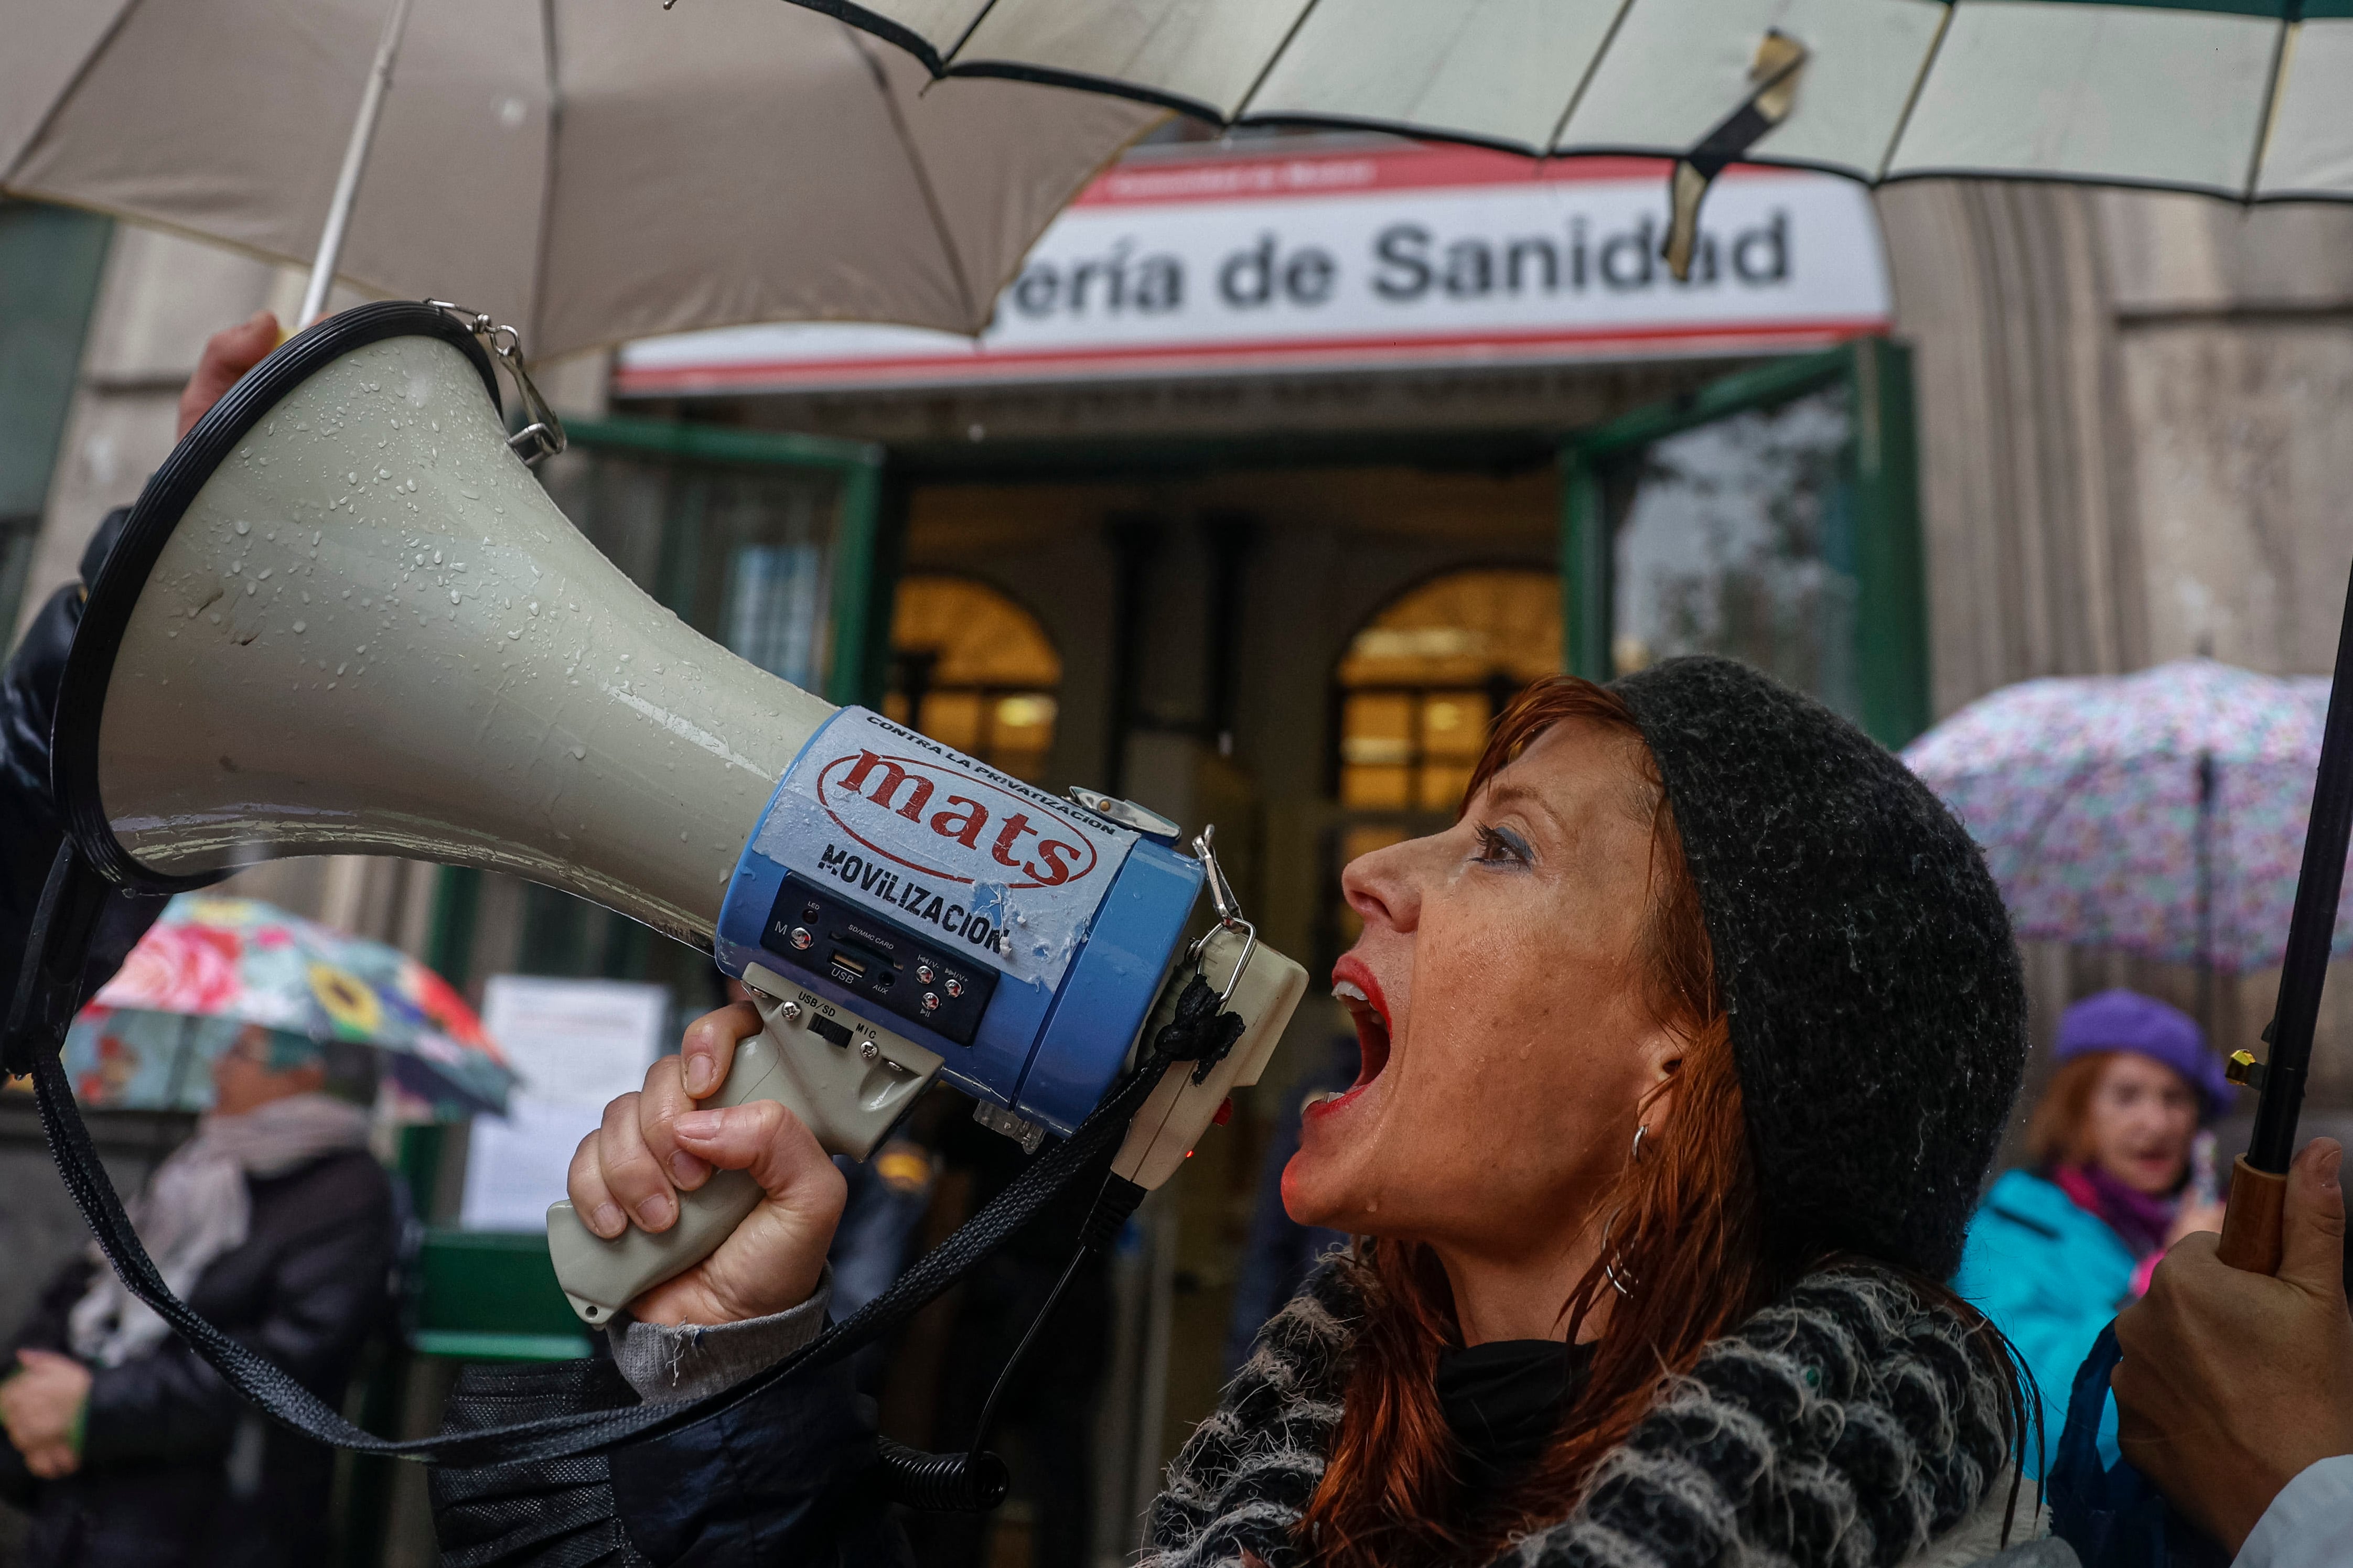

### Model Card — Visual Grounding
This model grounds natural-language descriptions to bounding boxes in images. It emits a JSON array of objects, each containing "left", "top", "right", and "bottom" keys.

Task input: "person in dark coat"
[
  {"left": 0, "top": 505, "right": 169, "bottom": 1014},
  {"left": 0, "top": 1025, "right": 399, "bottom": 1568},
  {"left": 1, "top": 310, "right": 278, "bottom": 1015}
]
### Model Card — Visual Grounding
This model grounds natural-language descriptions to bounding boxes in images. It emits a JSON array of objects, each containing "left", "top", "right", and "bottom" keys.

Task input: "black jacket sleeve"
[
  {"left": 78, "top": 1154, "right": 397, "bottom": 1466},
  {"left": 432, "top": 1351, "right": 911, "bottom": 1568},
  {"left": 6, "top": 1254, "right": 103, "bottom": 1359},
  {"left": 2, "top": 506, "right": 170, "bottom": 1011}
]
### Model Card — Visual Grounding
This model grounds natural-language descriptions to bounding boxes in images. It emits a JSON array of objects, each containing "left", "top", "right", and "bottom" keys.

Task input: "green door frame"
[
  {"left": 552, "top": 414, "right": 897, "bottom": 706},
  {"left": 1557, "top": 336, "right": 1928, "bottom": 749}
]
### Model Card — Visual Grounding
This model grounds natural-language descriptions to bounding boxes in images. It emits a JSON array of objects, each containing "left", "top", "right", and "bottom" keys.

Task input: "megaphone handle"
[
  {"left": 2217, "top": 1155, "right": 2288, "bottom": 1274},
  {"left": 547, "top": 1173, "right": 768, "bottom": 1327},
  {"left": 546, "top": 992, "right": 941, "bottom": 1326},
  {"left": 546, "top": 1023, "right": 809, "bottom": 1326}
]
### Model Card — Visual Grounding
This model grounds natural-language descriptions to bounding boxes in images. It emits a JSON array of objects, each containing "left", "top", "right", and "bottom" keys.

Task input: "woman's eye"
[{"left": 1472, "top": 824, "right": 1533, "bottom": 866}]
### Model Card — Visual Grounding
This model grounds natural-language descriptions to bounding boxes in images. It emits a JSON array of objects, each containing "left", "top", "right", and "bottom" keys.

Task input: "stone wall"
[{"left": 1878, "top": 181, "right": 2353, "bottom": 1130}]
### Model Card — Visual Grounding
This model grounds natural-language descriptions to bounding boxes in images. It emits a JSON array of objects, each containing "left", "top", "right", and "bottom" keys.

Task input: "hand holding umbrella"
[{"left": 176, "top": 313, "right": 280, "bottom": 441}]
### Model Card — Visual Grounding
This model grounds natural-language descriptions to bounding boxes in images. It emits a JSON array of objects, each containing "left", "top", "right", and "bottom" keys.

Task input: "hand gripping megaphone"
[{"left": 52, "top": 301, "right": 1305, "bottom": 1326}]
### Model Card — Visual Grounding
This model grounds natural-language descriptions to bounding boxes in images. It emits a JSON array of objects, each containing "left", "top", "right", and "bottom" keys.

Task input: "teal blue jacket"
[{"left": 1953, "top": 1168, "right": 2140, "bottom": 1477}]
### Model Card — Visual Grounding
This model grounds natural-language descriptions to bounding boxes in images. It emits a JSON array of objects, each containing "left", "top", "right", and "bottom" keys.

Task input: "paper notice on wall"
[{"left": 459, "top": 976, "right": 671, "bottom": 1232}]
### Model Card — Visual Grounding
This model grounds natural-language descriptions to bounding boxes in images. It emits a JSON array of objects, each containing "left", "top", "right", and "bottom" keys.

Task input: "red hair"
[
  {"left": 2026, "top": 1052, "right": 2122, "bottom": 1171},
  {"left": 1299, "top": 676, "right": 2026, "bottom": 1566},
  {"left": 1301, "top": 676, "right": 1774, "bottom": 1567}
]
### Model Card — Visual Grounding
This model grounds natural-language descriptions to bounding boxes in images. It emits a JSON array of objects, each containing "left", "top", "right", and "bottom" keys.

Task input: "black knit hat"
[{"left": 1613, "top": 656, "right": 2027, "bottom": 1280}]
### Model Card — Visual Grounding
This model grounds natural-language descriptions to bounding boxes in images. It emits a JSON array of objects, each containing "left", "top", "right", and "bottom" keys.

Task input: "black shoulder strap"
[{"left": 10, "top": 842, "right": 1192, "bottom": 1469}]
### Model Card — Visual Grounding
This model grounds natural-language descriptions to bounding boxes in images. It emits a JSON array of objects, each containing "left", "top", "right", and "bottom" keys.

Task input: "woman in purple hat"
[{"left": 1954, "top": 987, "right": 2237, "bottom": 1475}]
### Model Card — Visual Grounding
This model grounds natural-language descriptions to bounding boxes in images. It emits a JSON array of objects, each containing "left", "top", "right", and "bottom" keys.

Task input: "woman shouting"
[{"left": 443, "top": 659, "right": 2039, "bottom": 1568}]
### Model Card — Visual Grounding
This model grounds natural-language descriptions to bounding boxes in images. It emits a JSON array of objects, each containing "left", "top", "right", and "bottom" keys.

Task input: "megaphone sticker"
[
  {"left": 815, "top": 749, "right": 1103, "bottom": 889},
  {"left": 745, "top": 708, "right": 1139, "bottom": 994}
]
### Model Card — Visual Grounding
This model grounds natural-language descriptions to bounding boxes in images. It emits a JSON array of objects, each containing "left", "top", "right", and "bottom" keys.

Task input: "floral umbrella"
[
  {"left": 1901, "top": 658, "right": 2341, "bottom": 975},
  {"left": 62, "top": 894, "right": 514, "bottom": 1119}
]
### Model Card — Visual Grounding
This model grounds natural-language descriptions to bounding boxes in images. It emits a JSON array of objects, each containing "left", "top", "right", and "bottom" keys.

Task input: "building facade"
[{"left": 6, "top": 147, "right": 2353, "bottom": 1564}]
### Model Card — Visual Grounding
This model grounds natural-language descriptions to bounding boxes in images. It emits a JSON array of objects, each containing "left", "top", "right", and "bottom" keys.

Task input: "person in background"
[
  {"left": 0, "top": 1024, "right": 397, "bottom": 1568},
  {"left": 1954, "top": 988, "right": 2234, "bottom": 1475},
  {"left": 898, "top": 1107, "right": 1111, "bottom": 1568},
  {"left": 2114, "top": 1136, "right": 2353, "bottom": 1568}
]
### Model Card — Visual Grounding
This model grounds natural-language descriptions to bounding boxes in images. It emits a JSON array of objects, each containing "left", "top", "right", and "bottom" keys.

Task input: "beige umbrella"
[
  {"left": 1, "top": 0, "right": 1159, "bottom": 360},
  {"left": 776, "top": 0, "right": 2353, "bottom": 278}
]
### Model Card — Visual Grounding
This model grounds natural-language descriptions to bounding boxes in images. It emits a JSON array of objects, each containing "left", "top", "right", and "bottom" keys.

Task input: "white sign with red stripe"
[{"left": 617, "top": 146, "right": 1890, "bottom": 395}]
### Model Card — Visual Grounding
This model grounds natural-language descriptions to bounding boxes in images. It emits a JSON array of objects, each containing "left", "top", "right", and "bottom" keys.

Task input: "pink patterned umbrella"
[
  {"left": 62, "top": 894, "right": 513, "bottom": 1118},
  {"left": 1902, "top": 659, "right": 2341, "bottom": 975}
]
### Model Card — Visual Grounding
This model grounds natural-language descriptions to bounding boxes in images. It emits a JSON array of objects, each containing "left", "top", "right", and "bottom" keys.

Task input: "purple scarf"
[{"left": 2053, "top": 1164, "right": 2176, "bottom": 1259}]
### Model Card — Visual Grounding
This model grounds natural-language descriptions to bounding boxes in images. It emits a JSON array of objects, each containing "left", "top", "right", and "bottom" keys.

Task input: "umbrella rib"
[
  {"left": 526, "top": 0, "right": 564, "bottom": 348},
  {"left": 2242, "top": 12, "right": 2298, "bottom": 202},
  {"left": 1231, "top": 0, "right": 1327, "bottom": 125},
  {"left": 2, "top": 0, "right": 146, "bottom": 185},
  {"left": 852, "top": 27, "right": 982, "bottom": 330},
  {"left": 1997, "top": 755, "right": 2107, "bottom": 908},
  {"left": 1873, "top": 1, "right": 1954, "bottom": 184},
  {"left": 1544, "top": 0, "right": 1639, "bottom": 154},
  {"left": 939, "top": 0, "right": 1005, "bottom": 72}
]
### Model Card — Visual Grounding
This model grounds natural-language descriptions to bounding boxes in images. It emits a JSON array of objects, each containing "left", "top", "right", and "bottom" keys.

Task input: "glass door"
[{"left": 1559, "top": 338, "right": 1928, "bottom": 749}]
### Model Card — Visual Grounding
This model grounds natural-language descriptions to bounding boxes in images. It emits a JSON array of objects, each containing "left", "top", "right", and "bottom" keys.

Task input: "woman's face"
[
  {"left": 211, "top": 1026, "right": 323, "bottom": 1116},
  {"left": 2085, "top": 1052, "right": 2200, "bottom": 1195},
  {"left": 1282, "top": 719, "right": 1682, "bottom": 1263}
]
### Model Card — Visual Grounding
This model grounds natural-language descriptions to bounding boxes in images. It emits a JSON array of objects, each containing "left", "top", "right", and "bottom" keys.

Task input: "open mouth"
[{"left": 1308, "top": 958, "right": 1391, "bottom": 1119}]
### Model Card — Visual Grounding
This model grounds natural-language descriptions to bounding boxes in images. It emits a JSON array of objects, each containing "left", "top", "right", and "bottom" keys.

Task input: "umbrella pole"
[
  {"left": 2218, "top": 559, "right": 2353, "bottom": 1272},
  {"left": 298, "top": 0, "right": 416, "bottom": 327},
  {"left": 2197, "top": 749, "right": 2216, "bottom": 1041}
]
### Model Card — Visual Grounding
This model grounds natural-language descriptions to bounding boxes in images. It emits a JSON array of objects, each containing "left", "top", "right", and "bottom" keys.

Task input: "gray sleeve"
[
  {"left": 605, "top": 1266, "right": 834, "bottom": 1404},
  {"left": 2233, "top": 1454, "right": 2353, "bottom": 1568}
]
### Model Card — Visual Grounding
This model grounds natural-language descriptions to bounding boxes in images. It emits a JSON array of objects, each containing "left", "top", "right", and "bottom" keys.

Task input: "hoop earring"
[
  {"left": 1629, "top": 1123, "right": 1648, "bottom": 1164},
  {"left": 1600, "top": 1209, "right": 1636, "bottom": 1297}
]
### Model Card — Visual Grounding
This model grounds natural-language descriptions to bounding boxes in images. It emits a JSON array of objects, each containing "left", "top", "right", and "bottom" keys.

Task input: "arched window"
[
  {"left": 1334, "top": 568, "right": 1561, "bottom": 813},
  {"left": 883, "top": 575, "right": 1062, "bottom": 783},
  {"left": 1326, "top": 568, "right": 1560, "bottom": 961}
]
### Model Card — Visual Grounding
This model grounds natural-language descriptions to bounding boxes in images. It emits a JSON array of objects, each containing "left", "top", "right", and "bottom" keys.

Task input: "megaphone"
[{"left": 56, "top": 301, "right": 1305, "bottom": 1324}]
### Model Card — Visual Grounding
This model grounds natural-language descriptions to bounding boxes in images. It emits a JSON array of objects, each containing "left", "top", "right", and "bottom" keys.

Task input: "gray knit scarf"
[{"left": 1143, "top": 1260, "right": 2016, "bottom": 1568}]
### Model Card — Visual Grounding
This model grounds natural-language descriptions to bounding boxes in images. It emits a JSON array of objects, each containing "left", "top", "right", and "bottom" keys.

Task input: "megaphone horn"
[
  {"left": 55, "top": 300, "right": 1307, "bottom": 1328},
  {"left": 55, "top": 301, "right": 833, "bottom": 945}
]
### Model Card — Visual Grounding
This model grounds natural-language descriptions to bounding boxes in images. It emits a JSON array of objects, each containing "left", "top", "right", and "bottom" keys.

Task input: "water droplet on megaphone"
[{"left": 72, "top": 314, "right": 837, "bottom": 948}]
